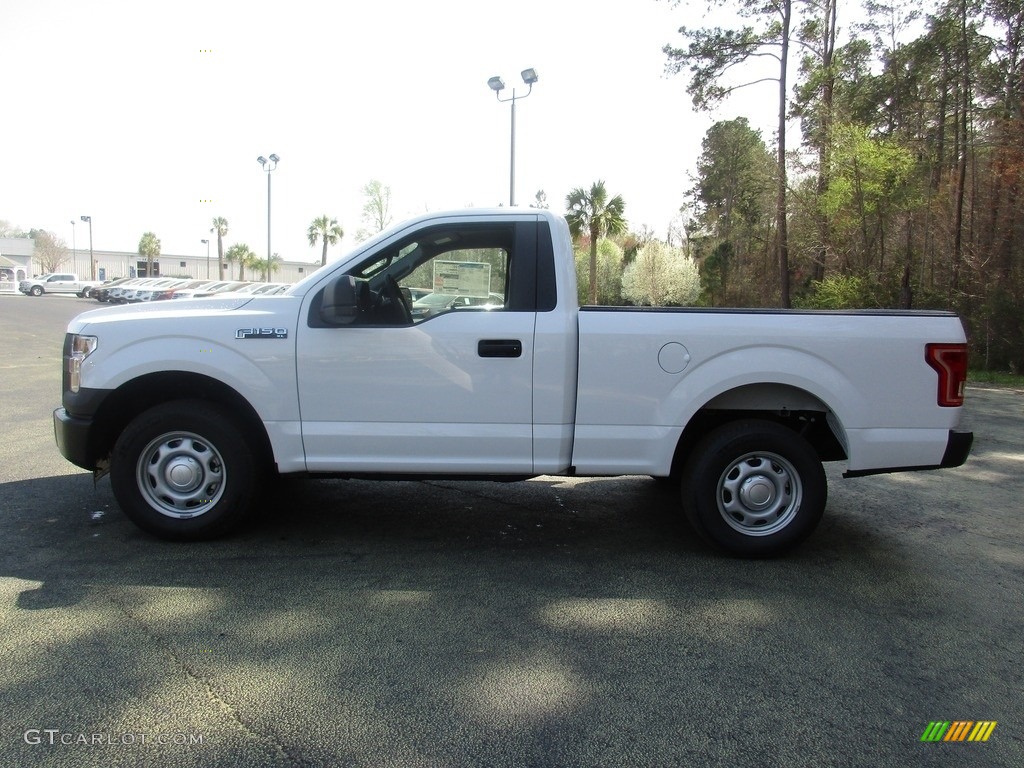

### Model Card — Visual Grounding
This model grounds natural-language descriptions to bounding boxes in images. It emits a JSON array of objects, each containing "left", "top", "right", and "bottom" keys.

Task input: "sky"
[{"left": 0, "top": 0, "right": 778, "bottom": 264}]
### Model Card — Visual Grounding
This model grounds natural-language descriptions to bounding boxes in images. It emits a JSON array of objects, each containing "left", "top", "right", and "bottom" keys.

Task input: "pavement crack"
[{"left": 101, "top": 586, "right": 304, "bottom": 766}]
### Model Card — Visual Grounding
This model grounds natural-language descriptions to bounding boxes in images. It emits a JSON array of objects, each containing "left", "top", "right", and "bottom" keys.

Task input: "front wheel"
[
  {"left": 30, "top": 286, "right": 43, "bottom": 297},
  {"left": 111, "top": 400, "right": 262, "bottom": 540},
  {"left": 681, "top": 420, "right": 826, "bottom": 557}
]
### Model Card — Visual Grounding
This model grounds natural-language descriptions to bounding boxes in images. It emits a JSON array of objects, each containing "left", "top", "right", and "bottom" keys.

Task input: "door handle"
[{"left": 478, "top": 339, "right": 522, "bottom": 358}]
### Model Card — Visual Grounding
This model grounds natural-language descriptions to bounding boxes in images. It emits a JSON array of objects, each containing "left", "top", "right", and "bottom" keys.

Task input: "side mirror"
[{"left": 320, "top": 275, "right": 360, "bottom": 325}]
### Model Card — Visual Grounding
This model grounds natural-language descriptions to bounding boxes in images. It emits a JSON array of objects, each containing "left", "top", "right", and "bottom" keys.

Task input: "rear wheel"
[
  {"left": 681, "top": 419, "right": 826, "bottom": 557},
  {"left": 111, "top": 400, "right": 262, "bottom": 540}
]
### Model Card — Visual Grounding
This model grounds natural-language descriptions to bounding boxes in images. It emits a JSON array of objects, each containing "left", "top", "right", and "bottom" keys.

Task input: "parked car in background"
[
  {"left": 149, "top": 280, "right": 219, "bottom": 300},
  {"left": 106, "top": 278, "right": 153, "bottom": 304},
  {"left": 410, "top": 291, "right": 505, "bottom": 320},
  {"left": 117, "top": 278, "right": 167, "bottom": 304},
  {"left": 468, "top": 292, "right": 505, "bottom": 309},
  {"left": 19, "top": 273, "right": 102, "bottom": 297},
  {"left": 407, "top": 287, "right": 431, "bottom": 302},
  {"left": 131, "top": 279, "right": 201, "bottom": 303},
  {"left": 91, "top": 277, "right": 135, "bottom": 302},
  {"left": 257, "top": 283, "right": 292, "bottom": 296},
  {"left": 149, "top": 280, "right": 217, "bottom": 301},
  {"left": 410, "top": 292, "right": 470, "bottom": 320},
  {"left": 216, "top": 282, "right": 293, "bottom": 298},
  {"left": 123, "top": 278, "right": 183, "bottom": 303},
  {"left": 170, "top": 281, "right": 250, "bottom": 299}
]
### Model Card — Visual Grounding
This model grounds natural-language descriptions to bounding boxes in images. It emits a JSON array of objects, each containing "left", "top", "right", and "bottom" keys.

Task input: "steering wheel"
[{"left": 384, "top": 274, "right": 413, "bottom": 324}]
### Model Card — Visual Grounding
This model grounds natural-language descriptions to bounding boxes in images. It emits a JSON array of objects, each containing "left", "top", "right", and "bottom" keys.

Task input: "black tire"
[
  {"left": 681, "top": 419, "right": 826, "bottom": 557},
  {"left": 110, "top": 400, "right": 262, "bottom": 540},
  {"left": 30, "top": 286, "right": 43, "bottom": 297}
]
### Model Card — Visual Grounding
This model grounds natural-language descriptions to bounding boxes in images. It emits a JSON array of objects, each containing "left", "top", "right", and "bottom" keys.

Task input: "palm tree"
[
  {"left": 138, "top": 232, "right": 161, "bottom": 278},
  {"left": 211, "top": 217, "right": 229, "bottom": 280},
  {"left": 261, "top": 253, "right": 283, "bottom": 282},
  {"left": 222, "top": 244, "right": 236, "bottom": 279},
  {"left": 225, "top": 243, "right": 256, "bottom": 281},
  {"left": 565, "top": 181, "right": 627, "bottom": 304},
  {"left": 307, "top": 215, "right": 344, "bottom": 267}
]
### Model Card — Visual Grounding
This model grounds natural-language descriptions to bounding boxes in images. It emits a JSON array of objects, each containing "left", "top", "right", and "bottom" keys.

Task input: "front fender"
[{"left": 81, "top": 334, "right": 298, "bottom": 422}]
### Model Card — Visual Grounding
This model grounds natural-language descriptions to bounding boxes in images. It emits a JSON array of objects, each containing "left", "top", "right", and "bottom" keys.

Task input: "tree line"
[
  {"left": 664, "top": 0, "right": 1024, "bottom": 372},
  {"left": 560, "top": 180, "right": 702, "bottom": 307}
]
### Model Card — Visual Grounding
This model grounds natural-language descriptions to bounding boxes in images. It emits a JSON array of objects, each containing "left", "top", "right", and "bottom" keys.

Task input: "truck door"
[
  {"left": 296, "top": 219, "right": 540, "bottom": 474},
  {"left": 49, "top": 274, "right": 76, "bottom": 291}
]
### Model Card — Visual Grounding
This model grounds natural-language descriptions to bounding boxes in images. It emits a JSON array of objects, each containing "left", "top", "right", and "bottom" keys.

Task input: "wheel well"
[
  {"left": 667, "top": 386, "right": 847, "bottom": 480},
  {"left": 90, "top": 372, "right": 275, "bottom": 471}
]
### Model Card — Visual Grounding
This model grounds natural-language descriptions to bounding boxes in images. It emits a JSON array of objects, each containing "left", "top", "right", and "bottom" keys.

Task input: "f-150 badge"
[{"left": 235, "top": 328, "right": 288, "bottom": 339}]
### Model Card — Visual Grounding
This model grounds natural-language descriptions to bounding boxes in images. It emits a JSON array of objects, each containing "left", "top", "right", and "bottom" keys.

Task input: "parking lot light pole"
[
  {"left": 487, "top": 68, "right": 538, "bottom": 207},
  {"left": 201, "top": 239, "right": 210, "bottom": 279},
  {"left": 70, "top": 220, "right": 77, "bottom": 272},
  {"left": 79, "top": 215, "right": 94, "bottom": 280},
  {"left": 257, "top": 154, "right": 279, "bottom": 282}
]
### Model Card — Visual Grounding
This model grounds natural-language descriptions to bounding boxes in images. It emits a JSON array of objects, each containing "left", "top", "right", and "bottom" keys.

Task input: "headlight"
[{"left": 64, "top": 334, "right": 98, "bottom": 393}]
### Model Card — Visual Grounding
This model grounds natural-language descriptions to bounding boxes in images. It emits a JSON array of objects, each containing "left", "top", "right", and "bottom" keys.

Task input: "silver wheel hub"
[
  {"left": 136, "top": 432, "right": 226, "bottom": 519},
  {"left": 717, "top": 451, "right": 803, "bottom": 537},
  {"left": 167, "top": 457, "right": 202, "bottom": 491},
  {"left": 739, "top": 476, "right": 775, "bottom": 508}
]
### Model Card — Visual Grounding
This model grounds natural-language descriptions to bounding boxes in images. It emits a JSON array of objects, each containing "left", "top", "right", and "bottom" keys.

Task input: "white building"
[
  {"left": 0, "top": 238, "right": 34, "bottom": 293},
  {"left": 1, "top": 238, "right": 322, "bottom": 286},
  {"left": 77, "top": 248, "right": 321, "bottom": 284}
]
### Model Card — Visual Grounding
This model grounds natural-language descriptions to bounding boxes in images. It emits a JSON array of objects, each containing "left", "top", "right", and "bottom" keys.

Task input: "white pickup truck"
[
  {"left": 53, "top": 208, "right": 972, "bottom": 555},
  {"left": 21, "top": 272, "right": 102, "bottom": 297}
]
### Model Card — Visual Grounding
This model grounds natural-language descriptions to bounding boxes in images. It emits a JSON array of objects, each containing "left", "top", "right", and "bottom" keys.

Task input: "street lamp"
[
  {"left": 80, "top": 215, "right": 94, "bottom": 280},
  {"left": 487, "top": 68, "right": 538, "bottom": 207},
  {"left": 257, "top": 154, "right": 280, "bottom": 282},
  {"left": 70, "top": 220, "right": 77, "bottom": 272},
  {"left": 201, "top": 239, "right": 210, "bottom": 279}
]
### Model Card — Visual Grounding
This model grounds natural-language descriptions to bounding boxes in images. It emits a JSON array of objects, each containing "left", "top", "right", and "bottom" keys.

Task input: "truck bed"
[{"left": 573, "top": 306, "right": 967, "bottom": 476}]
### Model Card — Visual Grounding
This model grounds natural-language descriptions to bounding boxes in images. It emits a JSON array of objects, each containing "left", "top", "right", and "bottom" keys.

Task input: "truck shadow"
[{"left": 1, "top": 471, "right": 905, "bottom": 598}]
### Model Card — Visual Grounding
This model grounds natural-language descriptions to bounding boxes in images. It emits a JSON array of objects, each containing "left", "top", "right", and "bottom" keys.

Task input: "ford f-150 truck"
[
  {"left": 53, "top": 208, "right": 972, "bottom": 555},
  {"left": 21, "top": 273, "right": 102, "bottom": 297}
]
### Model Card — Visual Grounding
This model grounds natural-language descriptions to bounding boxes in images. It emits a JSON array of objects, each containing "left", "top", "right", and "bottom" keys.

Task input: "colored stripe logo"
[{"left": 921, "top": 721, "right": 997, "bottom": 742}]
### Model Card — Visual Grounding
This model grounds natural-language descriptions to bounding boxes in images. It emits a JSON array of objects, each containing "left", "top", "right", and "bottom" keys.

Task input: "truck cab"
[{"left": 297, "top": 211, "right": 575, "bottom": 475}]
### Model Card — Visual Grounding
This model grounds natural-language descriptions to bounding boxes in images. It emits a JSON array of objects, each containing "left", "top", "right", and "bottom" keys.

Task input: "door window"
[{"left": 317, "top": 224, "right": 513, "bottom": 327}]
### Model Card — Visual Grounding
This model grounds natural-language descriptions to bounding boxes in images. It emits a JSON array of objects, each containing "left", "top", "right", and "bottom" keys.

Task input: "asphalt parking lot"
[{"left": 1, "top": 293, "right": 1022, "bottom": 768}]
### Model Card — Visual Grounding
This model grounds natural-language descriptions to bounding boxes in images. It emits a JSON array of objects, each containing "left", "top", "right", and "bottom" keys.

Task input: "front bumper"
[
  {"left": 843, "top": 429, "right": 974, "bottom": 478},
  {"left": 53, "top": 407, "right": 99, "bottom": 471}
]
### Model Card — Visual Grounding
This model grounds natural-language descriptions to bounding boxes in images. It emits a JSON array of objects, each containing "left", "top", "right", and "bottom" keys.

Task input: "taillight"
[{"left": 925, "top": 343, "right": 968, "bottom": 407}]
